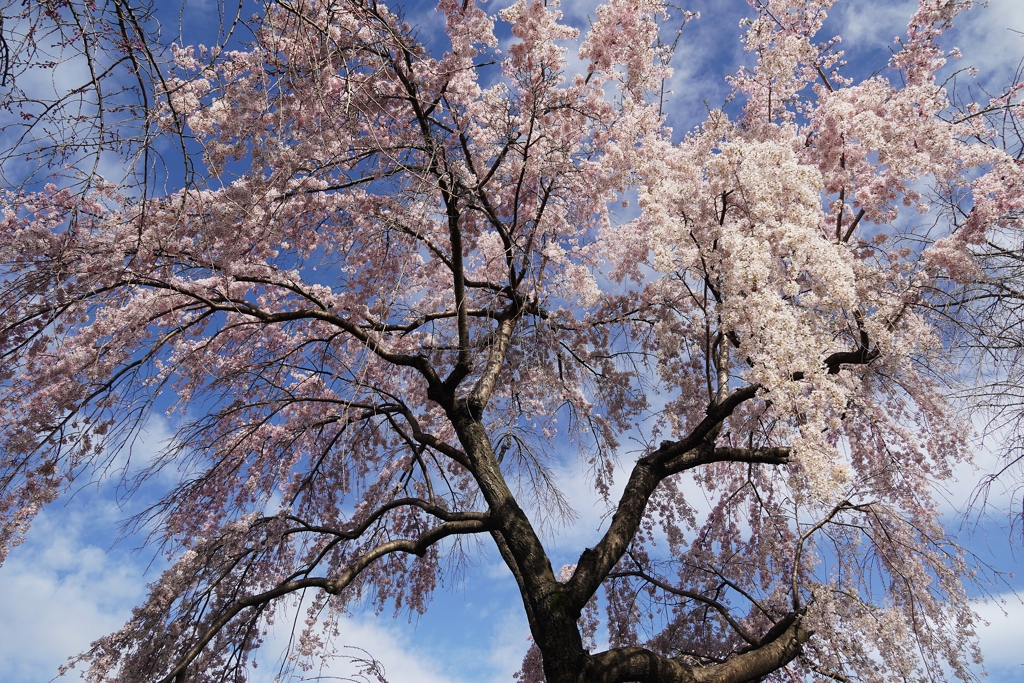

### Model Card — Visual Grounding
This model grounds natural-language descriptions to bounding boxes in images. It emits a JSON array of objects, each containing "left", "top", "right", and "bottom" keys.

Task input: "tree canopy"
[{"left": 1, "top": 1, "right": 1022, "bottom": 682}]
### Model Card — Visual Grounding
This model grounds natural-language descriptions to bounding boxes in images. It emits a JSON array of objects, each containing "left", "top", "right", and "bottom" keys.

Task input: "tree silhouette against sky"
[{"left": 1, "top": 1, "right": 1023, "bottom": 682}]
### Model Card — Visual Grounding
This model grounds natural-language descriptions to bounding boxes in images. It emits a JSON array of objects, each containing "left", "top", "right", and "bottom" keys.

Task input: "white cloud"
[
  {"left": 833, "top": 0, "right": 919, "bottom": 49},
  {"left": 0, "top": 502, "right": 151, "bottom": 683},
  {"left": 0, "top": 495, "right": 510, "bottom": 683},
  {"left": 946, "top": 0, "right": 1024, "bottom": 85},
  {"left": 256, "top": 615, "right": 467, "bottom": 683},
  {"left": 821, "top": 0, "right": 1024, "bottom": 94},
  {"left": 974, "top": 593, "right": 1024, "bottom": 677}
]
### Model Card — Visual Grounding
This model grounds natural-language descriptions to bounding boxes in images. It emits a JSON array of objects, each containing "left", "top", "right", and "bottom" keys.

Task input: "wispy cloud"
[{"left": 0, "top": 501, "right": 151, "bottom": 683}]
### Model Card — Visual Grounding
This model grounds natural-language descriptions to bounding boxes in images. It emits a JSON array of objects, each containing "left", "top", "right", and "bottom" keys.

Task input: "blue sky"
[{"left": 2, "top": 1, "right": 1024, "bottom": 682}]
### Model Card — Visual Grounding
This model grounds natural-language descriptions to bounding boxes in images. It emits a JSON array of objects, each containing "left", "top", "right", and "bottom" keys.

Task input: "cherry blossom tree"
[
  {"left": 1, "top": 1, "right": 1020, "bottom": 682},
  {"left": 0, "top": 0, "right": 178, "bottom": 194},
  {"left": 923, "top": 61, "right": 1024, "bottom": 524}
]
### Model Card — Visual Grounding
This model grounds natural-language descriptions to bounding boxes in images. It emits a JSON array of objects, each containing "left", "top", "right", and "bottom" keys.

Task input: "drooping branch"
[
  {"left": 284, "top": 499, "right": 488, "bottom": 542},
  {"left": 155, "top": 516, "right": 492, "bottom": 683},
  {"left": 566, "top": 442, "right": 790, "bottom": 610},
  {"left": 118, "top": 274, "right": 445, "bottom": 388},
  {"left": 607, "top": 569, "right": 760, "bottom": 646},
  {"left": 584, "top": 611, "right": 809, "bottom": 683},
  {"left": 565, "top": 382, "right": 785, "bottom": 609},
  {"left": 563, "top": 327, "right": 882, "bottom": 612}
]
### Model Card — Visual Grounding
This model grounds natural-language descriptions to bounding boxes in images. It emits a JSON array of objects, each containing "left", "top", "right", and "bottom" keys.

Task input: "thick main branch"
[
  {"left": 585, "top": 611, "right": 810, "bottom": 683},
  {"left": 565, "top": 385, "right": 787, "bottom": 609}
]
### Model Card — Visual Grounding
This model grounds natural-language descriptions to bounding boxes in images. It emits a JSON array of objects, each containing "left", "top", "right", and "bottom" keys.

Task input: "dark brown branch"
[
  {"left": 565, "top": 384, "right": 786, "bottom": 609},
  {"left": 584, "top": 611, "right": 809, "bottom": 683},
  {"left": 156, "top": 518, "right": 491, "bottom": 683},
  {"left": 468, "top": 315, "right": 517, "bottom": 417},
  {"left": 125, "top": 275, "right": 443, "bottom": 386},
  {"left": 842, "top": 209, "right": 865, "bottom": 243},
  {"left": 282, "top": 499, "right": 487, "bottom": 541},
  {"left": 564, "top": 336, "right": 874, "bottom": 611},
  {"left": 363, "top": 306, "right": 503, "bottom": 333},
  {"left": 607, "top": 570, "right": 759, "bottom": 646}
]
